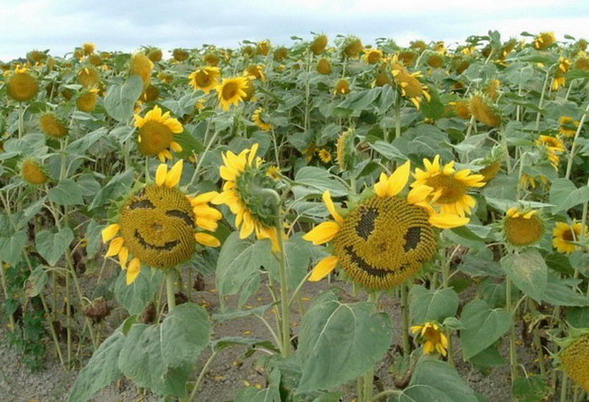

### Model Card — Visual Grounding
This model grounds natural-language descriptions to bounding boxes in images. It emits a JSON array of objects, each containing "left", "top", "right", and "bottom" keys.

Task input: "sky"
[{"left": 2, "top": 0, "right": 589, "bottom": 61}]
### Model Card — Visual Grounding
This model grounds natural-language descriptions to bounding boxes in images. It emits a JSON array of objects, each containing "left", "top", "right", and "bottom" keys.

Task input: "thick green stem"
[
  {"left": 506, "top": 277, "right": 518, "bottom": 384},
  {"left": 535, "top": 69, "right": 551, "bottom": 132},
  {"left": 401, "top": 284, "right": 410, "bottom": 356},
  {"left": 560, "top": 374, "right": 569, "bottom": 402},
  {"left": 166, "top": 270, "right": 176, "bottom": 312},
  {"left": 276, "top": 206, "right": 291, "bottom": 357},
  {"left": 565, "top": 100, "right": 589, "bottom": 180}
]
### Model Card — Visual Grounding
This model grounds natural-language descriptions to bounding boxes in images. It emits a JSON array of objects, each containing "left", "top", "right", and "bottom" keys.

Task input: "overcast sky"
[{"left": 2, "top": 0, "right": 589, "bottom": 61}]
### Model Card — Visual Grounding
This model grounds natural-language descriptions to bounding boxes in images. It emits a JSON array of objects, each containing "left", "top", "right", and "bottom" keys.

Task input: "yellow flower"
[
  {"left": 39, "top": 113, "right": 68, "bottom": 138},
  {"left": 448, "top": 100, "right": 471, "bottom": 119},
  {"left": 252, "top": 107, "right": 272, "bottom": 132},
  {"left": 172, "top": 48, "right": 189, "bottom": 62},
  {"left": 188, "top": 67, "right": 221, "bottom": 93},
  {"left": 317, "top": 148, "right": 332, "bottom": 163},
  {"left": 78, "top": 66, "right": 101, "bottom": 88},
  {"left": 537, "top": 135, "right": 565, "bottom": 169},
  {"left": 364, "top": 49, "right": 383, "bottom": 64},
  {"left": 552, "top": 57, "right": 572, "bottom": 90},
  {"left": 303, "top": 161, "right": 468, "bottom": 289},
  {"left": 244, "top": 65, "right": 266, "bottom": 82},
  {"left": 310, "top": 34, "right": 328, "bottom": 55},
  {"left": 21, "top": 158, "right": 49, "bottom": 185},
  {"left": 7, "top": 66, "right": 38, "bottom": 102},
  {"left": 412, "top": 155, "right": 486, "bottom": 217},
  {"left": 553, "top": 221, "right": 587, "bottom": 254},
  {"left": 216, "top": 77, "right": 250, "bottom": 111},
  {"left": 410, "top": 322, "right": 449, "bottom": 356},
  {"left": 559, "top": 116, "right": 580, "bottom": 138},
  {"left": 101, "top": 160, "right": 221, "bottom": 285},
  {"left": 257, "top": 40, "right": 271, "bottom": 56},
  {"left": 392, "top": 60, "right": 431, "bottom": 109},
  {"left": 520, "top": 173, "right": 549, "bottom": 190},
  {"left": 76, "top": 89, "right": 99, "bottom": 112},
  {"left": 129, "top": 53, "right": 154, "bottom": 88},
  {"left": 134, "top": 105, "right": 184, "bottom": 162},
  {"left": 559, "top": 332, "right": 589, "bottom": 392},
  {"left": 334, "top": 79, "right": 350, "bottom": 95},
  {"left": 503, "top": 207, "right": 545, "bottom": 247},
  {"left": 212, "top": 144, "right": 282, "bottom": 251},
  {"left": 316, "top": 58, "right": 332, "bottom": 75},
  {"left": 82, "top": 42, "right": 96, "bottom": 55},
  {"left": 469, "top": 94, "right": 502, "bottom": 127},
  {"left": 534, "top": 32, "right": 556, "bottom": 50}
]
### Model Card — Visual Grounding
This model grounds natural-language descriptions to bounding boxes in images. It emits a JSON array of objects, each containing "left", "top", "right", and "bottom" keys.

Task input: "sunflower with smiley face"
[
  {"left": 101, "top": 160, "right": 222, "bottom": 284},
  {"left": 303, "top": 161, "right": 469, "bottom": 290}
]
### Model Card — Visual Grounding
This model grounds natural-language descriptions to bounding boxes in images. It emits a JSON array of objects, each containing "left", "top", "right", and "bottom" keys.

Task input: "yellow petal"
[
  {"left": 170, "top": 141, "right": 183, "bottom": 152},
  {"left": 101, "top": 224, "right": 120, "bottom": 243},
  {"left": 155, "top": 164, "right": 168, "bottom": 187},
  {"left": 374, "top": 172, "right": 389, "bottom": 198},
  {"left": 239, "top": 213, "right": 255, "bottom": 239},
  {"left": 302, "top": 221, "right": 340, "bottom": 245},
  {"left": 126, "top": 258, "right": 141, "bottom": 285},
  {"left": 322, "top": 191, "right": 343, "bottom": 225},
  {"left": 309, "top": 255, "right": 339, "bottom": 281},
  {"left": 165, "top": 159, "right": 183, "bottom": 188},
  {"left": 248, "top": 143, "right": 259, "bottom": 165},
  {"left": 105, "top": 237, "right": 124, "bottom": 257},
  {"left": 386, "top": 160, "right": 411, "bottom": 197},
  {"left": 192, "top": 191, "right": 220, "bottom": 205},
  {"left": 195, "top": 232, "right": 221, "bottom": 247},
  {"left": 118, "top": 247, "right": 129, "bottom": 269},
  {"left": 407, "top": 185, "right": 433, "bottom": 205},
  {"left": 428, "top": 214, "right": 470, "bottom": 229}
]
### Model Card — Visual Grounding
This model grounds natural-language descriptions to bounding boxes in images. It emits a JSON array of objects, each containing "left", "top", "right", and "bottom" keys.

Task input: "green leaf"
[
  {"left": 542, "top": 276, "right": 588, "bottom": 306},
  {"left": 24, "top": 266, "right": 48, "bottom": 298},
  {"left": 212, "top": 336, "right": 278, "bottom": 353},
  {"left": 566, "top": 307, "right": 589, "bottom": 328},
  {"left": 104, "top": 75, "right": 143, "bottom": 122},
  {"left": 48, "top": 179, "right": 85, "bottom": 205},
  {"left": 89, "top": 169, "right": 134, "bottom": 210},
  {"left": 549, "top": 178, "right": 589, "bottom": 213},
  {"left": 396, "top": 358, "right": 477, "bottom": 402},
  {"left": 460, "top": 299, "right": 511, "bottom": 360},
  {"left": 0, "top": 230, "right": 27, "bottom": 266},
  {"left": 409, "top": 285, "right": 459, "bottom": 325},
  {"left": 512, "top": 375, "right": 550, "bottom": 402},
  {"left": 501, "top": 250, "right": 547, "bottom": 302},
  {"left": 369, "top": 141, "right": 406, "bottom": 161},
  {"left": 297, "top": 291, "right": 392, "bottom": 392},
  {"left": 85, "top": 220, "right": 103, "bottom": 259},
  {"left": 293, "top": 167, "right": 348, "bottom": 197},
  {"left": 68, "top": 328, "right": 125, "bottom": 402},
  {"left": 66, "top": 127, "right": 108, "bottom": 155},
  {"left": 35, "top": 227, "right": 74, "bottom": 266},
  {"left": 118, "top": 303, "right": 210, "bottom": 397},
  {"left": 114, "top": 267, "right": 163, "bottom": 315},
  {"left": 234, "top": 369, "right": 281, "bottom": 402}
]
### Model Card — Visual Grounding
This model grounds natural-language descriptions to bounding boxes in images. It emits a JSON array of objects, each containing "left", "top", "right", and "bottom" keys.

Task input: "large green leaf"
[
  {"left": 292, "top": 166, "right": 349, "bottom": 198},
  {"left": 48, "top": 179, "right": 85, "bottom": 206},
  {"left": 549, "top": 178, "right": 589, "bottom": 213},
  {"left": 542, "top": 276, "right": 588, "bottom": 306},
  {"left": 68, "top": 328, "right": 125, "bottom": 402},
  {"left": 0, "top": 230, "right": 27, "bottom": 266},
  {"left": 501, "top": 250, "right": 547, "bottom": 302},
  {"left": 409, "top": 285, "right": 459, "bottom": 325},
  {"left": 297, "top": 291, "right": 392, "bottom": 392},
  {"left": 114, "top": 267, "right": 163, "bottom": 315},
  {"left": 35, "top": 227, "right": 74, "bottom": 266},
  {"left": 118, "top": 303, "right": 210, "bottom": 397},
  {"left": 460, "top": 299, "right": 511, "bottom": 360},
  {"left": 104, "top": 75, "right": 143, "bottom": 122}
]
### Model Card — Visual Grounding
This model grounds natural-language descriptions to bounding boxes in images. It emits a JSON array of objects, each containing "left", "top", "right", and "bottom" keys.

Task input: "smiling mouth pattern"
[
  {"left": 344, "top": 245, "right": 408, "bottom": 278},
  {"left": 134, "top": 229, "right": 180, "bottom": 251}
]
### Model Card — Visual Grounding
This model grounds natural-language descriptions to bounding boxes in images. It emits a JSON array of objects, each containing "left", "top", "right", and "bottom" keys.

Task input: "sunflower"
[
  {"left": 559, "top": 116, "right": 579, "bottom": 138},
  {"left": 397, "top": 50, "right": 417, "bottom": 67},
  {"left": 78, "top": 67, "right": 101, "bottom": 88},
  {"left": 188, "top": 67, "right": 221, "bottom": 93},
  {"left": 129, "top": 53, "right": 154, "bottom": 88},
  {"left": 551, "top": 57, "right": 572, "bottom": 90},
  {"left": 559, "top": 332, "right": 589, "bottom": 392},
  {"left": 410, "top": 40, "right": 427, "bottom": 53},
  {"left": 244, "top": 65, "right": 266, "bottom": 82},
  {"left": 478, "top": 160, "right": 502, "bottom": 182},
  {"left": 212, "top": 144, "right": 281, "bottom": 251},
  {"left": 448, "top": 100, "right": 471, "bottom": 119},
  {"left": 485, "top": 79, "right": 501, "bottom": 100},
  {"left": 303, "top": 161, "right": 468, "bottom": 289},
  {"left": 82, "top": 42, "right": 95, "bottom": 55},
  {"left": 336, "top": 128, "right": 356, "bottom": 171},
  {"left": 553, "top": 221, "right": 587, "bottom": 254},
  {"left": 76, "top": 89, "right": 99, "bottom": 112},
  {"left": 39, "top": 113, "right": 68, "bottom": 138},
  {"left": 172, "top": 48, "right": 189, "bottom": 62},
  {"left": 427, "top": 53, "right": 444, "bottom": 68},
  {"left": 334, "top": 79, "right": 350, "bottom": 94},
  {"left": 317, "top": 148, "right": 332, "bottom": 163},
  {"left": 134, "top": 105, "right": 183, "bottom": 162},
  {"left": 316, "top": 58, "right": 332, "bottom": 75},
  {"left": 575, "top": 55, "right": 589, "bottom": 71},
  {"left": 503, "top": 207, "right": 545, "bottom": 247},
  {"left": 204, "top": 53, "right": 220, "bottom": 66},
  {"left": 470, "top": 94, "right": 502, "bottom": 127},
  {"left": 148, "top": 48, "right": 163, "bottom": 62},
  {"left": 257, "top": 40, "right": 271, "bottom": 56},
  {"left": 20, "top": 158, "right": 49, "bottom": 185},
  {"left": 7, "top": 66, "right": 38, "bottom": 102},
  {"left": 412, "top": 155, "right": 486, "bottom": 217},
  {"left": 87, "top": 54, "right": 102, "bottom": 66},
  {"left": 392, "top": 60, "right": 431, "bottom": 109},
  {"left": 537, "top": 135, "right": 565, "bottom": 169},
  {"left": 310, "top": 34, "right": 328, "bottom": 55},
  {"left": 410, "top": 322, "right": 449, "bottom": 356},
  {"left": 216, "top": 77, "right": 250, "bottom": 111},
  {"left": 520, "top": 173, "right": 549, "bottom": 190},
  {"left": 364, "top": 49, "right": 383, "bottom": 64},
  {"left": 102, "top": 160, "right": 221, "bottom": 284},
  {"left": 374, "top": 71, "right": 392, "bottom": 87},
  {"left": 252, "top": 107, "right": 273, "bottom": 132},
  {"left": 142, "top": 84, "right": 159, "bottom": 102},
  {"left": 534, "top": 32, "right": 556, "bottom": 50},
  {"left": 273, "top": 47, "right": 289, "bottom": 62}
]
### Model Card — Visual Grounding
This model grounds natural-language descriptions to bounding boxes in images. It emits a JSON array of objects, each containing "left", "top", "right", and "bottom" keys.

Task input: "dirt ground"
[{"left": 0, "top": 273, "right": 530, "bottom": 402}]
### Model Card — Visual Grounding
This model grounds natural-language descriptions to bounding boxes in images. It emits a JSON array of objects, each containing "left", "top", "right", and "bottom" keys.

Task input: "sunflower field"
[{"left": 2, "top": 30, "right": 589, "bottom": 401}]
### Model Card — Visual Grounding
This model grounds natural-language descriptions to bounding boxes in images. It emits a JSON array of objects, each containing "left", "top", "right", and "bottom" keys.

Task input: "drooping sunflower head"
[
  {"left": 475, "top": 146, "right": 504, "bottom": 183},
  {"left": 7, "top": 66, "right": 39, "bottom": 102},
  {"left": 559, "top": 116, "right": 579, "bottom": 138},
  {"left": 334, "top": 79, "right": 350, "bottom": 94},
  {"left": 87, "top": 54, "right": 102, "bottom": 67},
  {"left": 303, "top": 161, "right": 468, "bottom": 290},
  {"left": 336, "top": 128, "right": 356, "bottom": 171},
  {"left": 534, "top": 32, "right": 556, "bottom": 50},
  {"left": 244, "top": 65, "right": 266, "bottom": 82},
  {"left": 257, "top": 40, "right": 271, "bottom": 56},
  {"left": 216, "top": 76, "right": 250, "bottom": 111},
  {"left": 76, "top": 89, "right": 99, "bottom": 113},
  {"left": 553, "top": 221, "right": 587, "bottom": 254},
  {"left": 316, "top": 58, "right": 332, "bottom": 75},
  {"left": 411, "top": 322, "right": 449, "bottom": 356},
  {"left": 552, "top": 57, "right": 572, "bottom": 90},
  {"left": 204, "top": 53, "right": 220, "bottom": 67},
  {"left": 537, "top": 135, "right": 565, "bottom": 169},
  {"left": 397, "top": 50, "right": 417, "bottom": 67},
  {"left": 502, "top": 207, "right": 545, "bottom": 248},
  {"left": 485, "top": 79, "right": 501, "bottom": 100},
  {"left": 78, "top": 66, "right": 101, "bottom": 88},
  {"left": 364, "top": 48, "right": 383, "bottom": 64},
  {"left": 410, "top": 40, "right": 427, "bottom": 53},
  {"left": 558, "top": 331, "right": 589, "bottom": 392},
  {"left": 172, "top": 48, "right": 189, "bottom": 62},
  {"left": 374, "top": 70, "right": 392, "bottom": 87},
  {"left": 82, "top": 42, "right": 96, "bottom": 55},
  {"left": 273, "top": 47, "right": 289, "bottom": 62},
  {"left": 102, "top": 160, "right": 221, "bottom": 284},
  {"left": 575, "top": 55, "right": 589, "bottom": 71},
  {"left": 343, "top": 37, "right": 363, "bottom": 58},
  {"left": 129, "top": 53, "right": 154, "bottom": 88},
  {"left": 142, "top": 84, "right": 159, "bottom": 102},
  {"left": 412, "top": 155, "right": 486, "bottom": 217},
  {"left": 27, "top": 50, "right": 47, "bottom": 64},
  {"left": 317, "top": 148, "right": 332, "bottom": 163},
  {"left": 448, "top": 100, "right": 471, "bottom": 119},
  {"left": 188, "top": 67, "right": 221, "bottom": 93},
  {"left": 20, "top": 158, "right": 49, "bottom": 185},
  {"left": 392, "top": 60, "right": 431, "bottom": 109},
  {"left": 147, "top": 48, "right": 163, "bottom": 63},
  {"left": 310, "top": 34, "right": 328, "bottom": 55},
  {"left": 212, "top": 144, "right": 281, "bottom": 250},
  {"left": 426, "top": 53, "right": 444, "bottom": 68},
  {"left": 134, "top": 105, "right": 183, "bottom": 162},
  {"left": 469, "top": 94, "right": 502, "bottom": 128},
  {"left": 252, "top": 107, "right": 273, "bottom": 132},
  {"left": 39, "top": 113, "right": 68, "bottom": 138}
]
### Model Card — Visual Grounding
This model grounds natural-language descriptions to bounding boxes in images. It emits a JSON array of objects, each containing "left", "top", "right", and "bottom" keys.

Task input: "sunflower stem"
[
  {"left": 189, "top": 349, "right": 218, "bottom": 401},
  {"left": 565, "top": 99, "right": 589, "bottom": 180},
  {"left": 18, "top": 102, "right": 25, "bottom": 138},
  {"left": 401, "top": 284, "right": 411, "bottom": 356},
  {"left": 534, "top": 69, "right": 551, "bottom": 132},
  {"left": 560, "top": 373, "right": 569, "bottom": 402},
  {"left": 394, "top": 97, "right": 401, "bottom": 141},
  {"left": 506, "top": 276, "right": 518, "bottom": 384},
  {"left": 276, "top": 202, "right": 292, "bottom": 357},
  {"left": 166, "top": 270, "right": 176, "bottom": 312}
]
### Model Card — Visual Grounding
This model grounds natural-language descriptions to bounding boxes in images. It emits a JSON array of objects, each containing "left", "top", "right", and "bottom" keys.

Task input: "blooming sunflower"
[
  {"left": 39, "top": 113, "right": 68, "bottom": 138},
  {"left": 7, "top": 66, "right": 38, "bottom": 102},
  {"left": 102, "top": 160, "right": 221, "bottom": 284},
  {"left": 216, "top": 77, "right": 250, "bottom": 111},
  {"left": 391, "top": 60, "right": 431, "bottom": 109},
  {"left": 78, "top": 67, "right": 101, "bottom": 88},
  {"left": 559, "top": 116, "right": 580, "bottom": 138},
  {"left": 553, "top": 221, "right": 587, "bottom": 254},
  {"left": 503, "top": 207, "right": 545, "bottom": 247},
  {"left": 448, "top": 100, "right": 471, "bottom": 119},
  {"left": 129, "top": 53, "right": 154, "bottom": 88},
  {"left": 317, "top": 148, "right": 332, "bottom": 163},
  {"left": 334, "top": 79, "right": 350, "bottom": 95},
  {"left": 244, "top": 65, "right": 266, "bottom": 82},
  {"left": 559, "top": 332, "right": 589, "bottom": 392},
  {"left": 20, "top": 158, "right": 49, "bottom": 185},
  {"left": 410, "top": 322, "right": 449, "bottom": 356},
  {"left": 412, "top": 155, "right": 486, "bottom": 217},
  {"left": 364, "top": 48, "right": 383, "bottom": 64},
  {"left": 188, "top": 67, "right": 221, "bottom": 93},
  {"left": 303, "top": 161, "right": 468, "bottom": 289},
  {"left": 212, "top": 144, "right": 281, "bottom": 251},
  {"left": 76, "top": 89, "right": 99, "bottom": 112},
  {"left": 534, "top": 32, "right": 556, "bottom": 50},
  {"left": 469, "top": 94, "right": 502, "bottom": 127},
  {"left": 551, "top": 57, "right": 572, "bottom": 90},
  {"left": 134, "top": 105, "right": 183, "bottom": 162},
  {"left": 537, "top": 135, "right": 565, "bottom": 169},
  {"left": 252, "top": 107, "right": 273, "bottom": 132}
]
